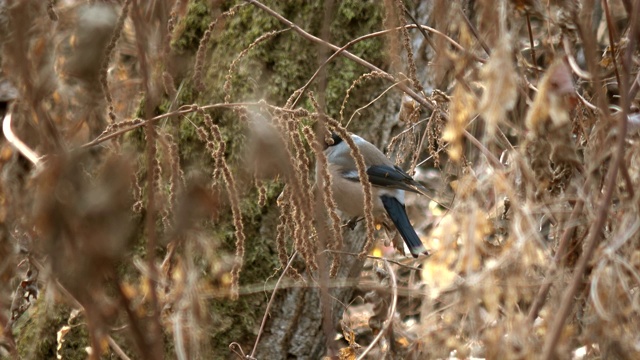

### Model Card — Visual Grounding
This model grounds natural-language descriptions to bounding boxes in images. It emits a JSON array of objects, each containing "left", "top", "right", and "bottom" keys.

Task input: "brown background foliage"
[{"left": 0, "top": 0, "right": 639, "bottom": 359}]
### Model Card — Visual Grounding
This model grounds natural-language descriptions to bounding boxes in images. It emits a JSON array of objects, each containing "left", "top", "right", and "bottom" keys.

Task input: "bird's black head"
[{"left": 326, "top": 132, "right": 343, "bottom": 148}]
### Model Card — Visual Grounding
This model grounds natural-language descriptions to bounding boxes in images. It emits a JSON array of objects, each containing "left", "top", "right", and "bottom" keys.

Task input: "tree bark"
[{"left": 256, "top": 229, "right": 367, "bottom": 359}]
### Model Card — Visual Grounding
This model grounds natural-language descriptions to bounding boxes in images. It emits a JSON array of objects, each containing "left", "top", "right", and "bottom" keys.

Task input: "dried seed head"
[{"left": 525, "top": 60, "right": 575, "bottom": 133}]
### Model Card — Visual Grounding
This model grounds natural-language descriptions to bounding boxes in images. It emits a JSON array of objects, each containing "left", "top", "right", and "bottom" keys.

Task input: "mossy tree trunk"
[{"left": 184, "top": 1, "right": 399, "bottom": 358}]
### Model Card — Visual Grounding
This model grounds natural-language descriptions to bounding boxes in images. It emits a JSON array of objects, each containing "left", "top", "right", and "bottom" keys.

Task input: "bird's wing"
[
  {"left": 341, "top": 164, "right": 452, "bottom": 210},
  {"left": 342, "top": 164, "right": 427, "bottom": 194}
]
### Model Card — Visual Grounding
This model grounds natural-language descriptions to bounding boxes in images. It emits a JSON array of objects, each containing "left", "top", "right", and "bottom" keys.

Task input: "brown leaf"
[
  {"left": 479, "top": 36, "right": 518, "bottom": 136},
  {"left": 443, "top": 83, "right": 477, "bottom": 162}
]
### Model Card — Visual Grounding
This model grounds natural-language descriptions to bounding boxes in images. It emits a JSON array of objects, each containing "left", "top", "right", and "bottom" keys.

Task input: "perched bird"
[{"left": 320, "top": 132, "right": 430, "bottom": 258}]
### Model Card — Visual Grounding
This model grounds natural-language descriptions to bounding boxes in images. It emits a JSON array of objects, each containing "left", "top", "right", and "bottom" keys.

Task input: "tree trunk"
[{"left": 256, "top": 230, "right": 367, "bottom": 359}]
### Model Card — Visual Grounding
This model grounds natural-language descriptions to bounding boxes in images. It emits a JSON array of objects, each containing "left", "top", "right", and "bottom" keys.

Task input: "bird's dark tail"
[{"left": 380, "top": 195, "right": 428, "bottom": 258}]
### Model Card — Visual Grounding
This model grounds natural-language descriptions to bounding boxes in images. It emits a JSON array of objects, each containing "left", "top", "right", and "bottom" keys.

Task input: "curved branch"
[
  {"left": 2, "top": 111, "right": 42, "bottom": 166},
  {"left": 357, "top": 260, "right": 398, "bottom": 360}
]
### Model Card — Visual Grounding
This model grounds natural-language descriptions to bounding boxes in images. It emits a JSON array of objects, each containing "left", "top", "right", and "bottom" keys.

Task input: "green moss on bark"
[
  {"left": 15, "top": 300, "right": 89, "bottom": 360},
  {"left": 172, "top": 0, "right": 388, "bottom": 356}
]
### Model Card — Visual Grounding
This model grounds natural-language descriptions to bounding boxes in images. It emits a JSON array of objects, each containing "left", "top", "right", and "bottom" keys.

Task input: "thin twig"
[
  {"left": 80, "top": 102, "right": 262, "bottom": 149},
  {"left": 229, "top": 342, "right": 250, "bottom": 359},
  {"left": 619, "top": 157, "right": 635, "bottom": 198},
  {"left": 602, "top": 0, "right": 622, "bottom": 89},
  {"left": 250, "top": 251, "right": 298, "bottom": 358},
  {"left": 629, "top": 68, "right": 640, "bottom": 100},
  {"left": 562, "top": 37, "right": 593, "bottom": 80},
  {"left": 525, "top": 12, "right": 537, "bottom": 71},
  {"left": 575, "top": 90, "right": 598, "bottom": 111},
  {"left": 458, "top": 7, "right": 491, "bottom": 56},
  {"left": 526, "top": 195, "right": 585, "bottom": 323},
  {"left": 324, "top": 250, "right": 423, "bottom": 271},
  {"left": 403, "top": 8, "right": 437, "bottom": 54},
  {"left": 107, "top": 336, "right": 133, "bottom": 360},
  {"left": 357, "top": 260, "right": 397, "bottom": 360},
  {"left": 346, "top": 80, "right": 406, "bottom": 128},
  {"left": 463, "top": 130, "right": 502, "bottom": 168}
]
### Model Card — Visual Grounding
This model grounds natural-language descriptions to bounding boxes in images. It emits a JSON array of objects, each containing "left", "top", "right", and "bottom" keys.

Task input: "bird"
[{"left": 319, "top": 132, "right": 430, "bottom": 258}]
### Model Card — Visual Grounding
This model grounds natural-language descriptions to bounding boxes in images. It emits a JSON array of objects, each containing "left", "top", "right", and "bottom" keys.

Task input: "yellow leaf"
[
  {"left": 429, "top": 200, "right": 445, "bottom": 216},
  {"left": 344, "top": 330, "right": 355, "bottom": 345},
  {"left": 396, "top": 336, "right": 410, "bottom": 347},
  {"left": 120, "top": 282, "right": 136, "bottom": 299},
  {"left": 221, "top": 272, "right": 233, "bottom": 286},
  {"left": 421, "top": 261, "right": 458, "bottom": 298},
  {"left": 371, "top": 247, "right": 382, "bottom": 258},
  {"left": 0, "top": 145, "right": 13, "bottom": 161},
  {"left": 339, "top": 347, "right": 357, "bottom": 360},
  {"left": 99, "top": 336, "right": 109, "bottom": 354}
]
